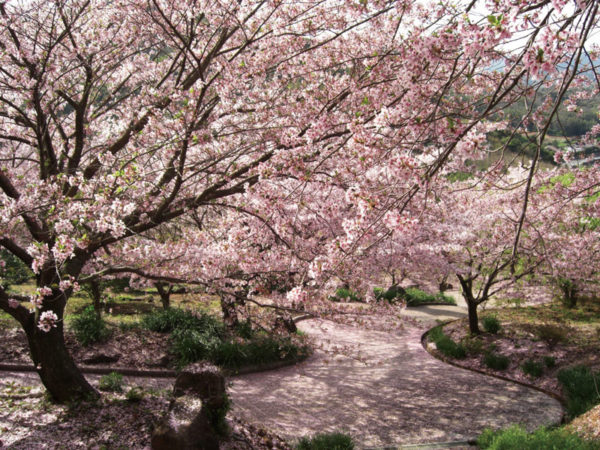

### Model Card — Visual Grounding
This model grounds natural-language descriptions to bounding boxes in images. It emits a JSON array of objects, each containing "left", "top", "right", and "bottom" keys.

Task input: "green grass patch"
[
  {"left": 558, "top": 365, "right": 600, "bottom": 419},
  {"left": 429, "top": 326, "right": 466, "bottom": 359},
  {"left": 478, "top": 425, "right": 600, "bottom": 450},
  {"left": 296, "top": 432, "right": 354, "bottom": 450}
]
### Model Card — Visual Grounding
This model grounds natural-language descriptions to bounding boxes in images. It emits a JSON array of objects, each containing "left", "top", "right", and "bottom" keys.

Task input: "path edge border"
[
  {"left": 420, "top": 321, "right": 567, "bottom": 425},
  {"left": 0, "top": 315, "right": 316, "bottom": 379}
]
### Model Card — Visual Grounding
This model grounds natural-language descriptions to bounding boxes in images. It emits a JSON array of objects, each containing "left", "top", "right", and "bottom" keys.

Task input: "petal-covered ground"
[{"left": 229, "top": 318, "right": 563, "bottom": 448}]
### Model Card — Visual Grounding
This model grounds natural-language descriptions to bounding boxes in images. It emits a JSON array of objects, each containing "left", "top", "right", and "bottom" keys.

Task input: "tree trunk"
[
  {"left": 220, "top": 295, "right": 239, "bottom": 329},
  {"left": 457, "top": 274, "right": 480, "bottom": 334},
  {"left": 23, "top": 309, "right": 98, "bottom": 402},
  {"left": 89, "top": 280, "right": 102, "bottom": 319},
  {"left": 467, "top": 300, "right": 480, "bottom": 335},
  {"left": 155, "top": 282, "right": 171, "bottom": 310}
]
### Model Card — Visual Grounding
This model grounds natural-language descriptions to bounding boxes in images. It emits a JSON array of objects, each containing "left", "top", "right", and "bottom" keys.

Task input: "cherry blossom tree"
[
  {"left": 536, "top": 167, "right": 600, "bottom": 307},
  {"left": 0, "top": 0, "right": 599, "bottom": 402}
]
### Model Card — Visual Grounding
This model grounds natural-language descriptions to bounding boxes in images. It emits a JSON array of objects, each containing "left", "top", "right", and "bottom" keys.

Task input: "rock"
[
  {"left": 148, "top": 353, "right": 171, "bottom": 368},
  {"left": 152, "top": 362, "right": 228, "bottom": 450},
  {"left": 82, "top": 352, "right": 121, "bottom": 365},
  {"left": 151, "top": 395, "right": 219, "bottom": 450},
  {"left": 173, "top": 362, "right": 225, "bottom": 403}
]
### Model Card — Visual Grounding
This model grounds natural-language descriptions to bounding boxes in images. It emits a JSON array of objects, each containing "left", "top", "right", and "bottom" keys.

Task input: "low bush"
[
  {"left": 483, "top": 352, "right": 510, "bottom": 371},
  {"left": 429, "top": 327, "right": 466, "bottom": 359},
  {"left": 521, "top": 359, "right": 544, "bottom": 378},
  {"left": 331, "top": 287, "right": 362, "bottom": 302},
  {"left": 126, "top": 386, "right": 144, "bottom": 402},
  {"left": 403, "top": 287, "right": 456, "bottom": 306},
  {"left": 170, "top": 327, "right": 221, "bottom": 368},
  {"left": 71, "top": 306, "right": 111, "bottom": 346},
  {"left": 482, "top": 315, "right": 501, "bottom": 334},
  {"left": 461, "top": 336, "right": 485, "bottom": 355},
  {"left": 296, "top": 432, "right": 354, "bottom": 450},
  {"left": 99, "top": 372, "right": 124, "bottom": 392},
  {"left": 478, "top": 425, "right": 600, "bottom": 450},
  {"left": 534, "top": 323, "right": 568, "bottom": 348},
  {"left": 210, "top": 336, "right": 302, "bottom": 370},
  {"left": 543, "top": 356, "right": 556, "bottom": 368},
  {"left": 141, "top": 308, "right": 224, "bottom": 336},
  {"left": 558, "top": 365, "right": 600, "bottom": 419},
  {"left": 143, "top": 307, "right": 307, "bottom": 371},
  {"left": 373, "top": 285, "right": 405, "bottom": 303}
]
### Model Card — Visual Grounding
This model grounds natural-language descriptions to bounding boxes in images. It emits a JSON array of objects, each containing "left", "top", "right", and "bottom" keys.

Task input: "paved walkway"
[{"left": 229, "top": 318, "right": 563, "bottom": 448}]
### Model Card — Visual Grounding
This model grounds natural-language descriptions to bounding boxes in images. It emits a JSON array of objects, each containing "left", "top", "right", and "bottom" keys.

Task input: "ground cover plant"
[
  {"left": 430, "top": 298, "right": 600, "bottom": 408},
  {"left": 0, "top": 292, "right": 308, "bottom": 374},
  {"left": 558, "top": 365, "right": 600, "bottom": 419},
  {"left": 483, "top": 352, "right": 510, "bottom": 371},
  {"left": 296, "top": 432, "right": 354, "bottom": 450},
  {"left": 373, "top": 286, "right": 456, "bottom": 306},
  {"left": 478, "top": 425, "right": 600, "bottom": 450},
  {"left": 429, "top": 326, "right": 467, "bottom": 359},
  {"left": 142, "top": 308, "right": 309, "bottom": 370}
]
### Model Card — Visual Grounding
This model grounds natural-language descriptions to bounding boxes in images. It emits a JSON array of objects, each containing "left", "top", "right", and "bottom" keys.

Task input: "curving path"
[{"left": 229, "top": 318, "right": 563, "bottom": 448}]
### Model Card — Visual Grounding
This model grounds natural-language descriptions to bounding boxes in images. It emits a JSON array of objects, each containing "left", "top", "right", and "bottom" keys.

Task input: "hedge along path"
[{"left": 228, "top": 318, "right": 563, "bottom": 448}]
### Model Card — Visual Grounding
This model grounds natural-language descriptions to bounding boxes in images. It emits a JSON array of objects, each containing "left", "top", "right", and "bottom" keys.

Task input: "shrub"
[
  {"left": 235, "top": 320, "right": 254, "bottom": 339},
  {"left": 484, "top": 352, "right": 509, "bottom": 371},
  {"left": 99, "top": 372, "right": 124, "bottom": 392},
  {"left": 461, "top": 336, "right": 485, "bottom": 355},
  {"left": 170, "top": 327, "right": 221, "bottom": 368},
  {"left": 535, "top": 324, "right": 568, "bottom": 348},
  {"left": 71, "top": 306, "right": 111, "bottom": 346},
  {"left": 126, "top": 386, "right": 144, "bottom": 402},
  {"left": 0, "top": 249, "right": 32, "bottom": 286},
  {"left": 211, "top": 336, "right": 302, "bottom": 370},
  {"left": 558, "top": 365, "right": 600, "bottom": 419},
  {"left": 332, "top": 287, "right": 362, "bottom": 302},
  {"left": 478, "top": 425, "right": 600, "bottom": 450},
  {"left": 482, "top": 315, "right": 501, "bottom": 334},
  {"left": 429, "top": 327, "right": 466, "bottom": 359},
  {"left": 403, "top": 287, "right": 456, "bottom": 306},
  {"left": 373, "top": 285, "right": 405, "bottom": 303},
  {"left": 296, "top": 432, "right": 354, "bottom": 450},
  {"left": 521, "top": 359, "right": 544, "bottom": 378},
  {"left": 142, "top": 308, "right": 224, "bottom": 336},
  {"left": 543, "top": 356, "right": 556, "bottom": 368}
]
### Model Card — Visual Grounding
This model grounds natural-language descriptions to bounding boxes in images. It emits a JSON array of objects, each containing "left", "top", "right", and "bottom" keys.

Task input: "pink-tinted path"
[{"left": 229, "top": 319, "right": 563, "bottom": 448}]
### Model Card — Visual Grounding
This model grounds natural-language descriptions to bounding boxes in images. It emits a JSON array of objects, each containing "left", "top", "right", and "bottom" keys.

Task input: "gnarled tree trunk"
[{"left": 22, "top": 292, "right": 98, "bottom": 402}]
